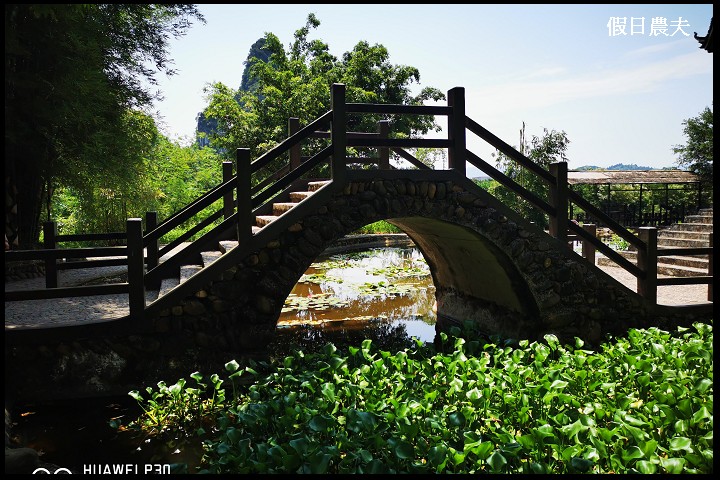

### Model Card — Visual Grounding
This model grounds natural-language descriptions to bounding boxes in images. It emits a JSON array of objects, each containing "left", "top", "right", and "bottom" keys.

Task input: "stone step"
[
  {"left": 180, "top": 264, "right": 202, "bottom": 284},
  {"left": 308, "top": 180, "right": 331, "bottom": 191},
  {"left": 145, "top": 289, "right": 161, "bottom": 303},
  {"left": 256, "top": 215, "right": 279, "bottom": 227},
  {"left": 684, "top": 214, "right": 714, "bottom": 224},
  {"left": 656, "top": 237, "right": 711, "bottom": 248},
  {"left": 273, "top": 202, "right": 299, "bottom": 215},
  {"left": 200, "top": 250, "right": 222, "bottom": 267},
  {"left": 289, "top": 191, "right": 313, "bottom": 202},
  {"left": 158, "top": 276, "right": 180, "bottom": 299},
  {"left": 604, "top": 249, "right": 710, "bottom": 269},
  {"left": 658, "top": 230, "right": 712, "bottom": 241},
  {"left": 597, "top": 255, "right": 709, "bottom": 277},
  {"left": 665, "top": 222, "right": 713, "bottom": 232},
  {"left": 219, "top": 240, "right": 239, "bottom": 253}
]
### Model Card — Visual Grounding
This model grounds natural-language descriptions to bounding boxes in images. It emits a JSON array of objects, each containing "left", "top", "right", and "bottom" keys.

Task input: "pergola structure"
[{"left": 567, "top": 169, "right": 705, "bottom": 227}]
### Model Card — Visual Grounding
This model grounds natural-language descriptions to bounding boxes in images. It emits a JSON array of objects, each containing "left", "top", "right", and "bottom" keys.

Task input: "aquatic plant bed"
[{"left": 123, "top": 321, "right": 713, "bottom": 474}]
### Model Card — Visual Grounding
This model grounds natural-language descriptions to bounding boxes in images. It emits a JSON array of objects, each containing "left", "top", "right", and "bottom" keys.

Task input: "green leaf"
[
  {"left": 621, "top": 446, "right": 644, "bottom": 462},
  {"left": 487, "top": 451, "right": 507, "bottom": 472},
  {"left": 448, "top": 412, "right": 465, "bottom": 427},
  {"left": 224, "top": 359, "right": 240, "bottom": 373},
  {"left": 309, "top": 415, "right": 330, "bottom": 432},
  {"left": 549, "top": 379, "right": 568, "bottom": 390},
  {"left": 466, "top": 387, "right": 482, "bottom": 402},
  {"left": 309, "top": 453, "right": 332, "bottom": 474},
  {"left": 636, "top": 460, "right": 657, "bottom": 474},
  {"left": 359, "top": 449, "right": 373, "bottom": 463},
  {"left": 669, "top": 436, "right": 694, "bottom": 453},
  {"left": 321, "top": 382, "right": 335, "bottom": 402},
  {"left": 694, "top": 378, "right": 712, "bottom": 393},
  {"left": 659, "top": 457, "right": 685, "bottom": 474},
  {"left": 570, "top": 456, "right": 594, "bottom": 473},
  {"left": 428, "top": 445, "right": 448, "bottom": 467},
  {"left": 128, "top": 390, "right": 143, "bottom": 402},
  {"left": 289, "top": 437, "right": 309, "bottom": 455},
  {"left": 692, "top": 406, "right": 711, "bottom": 424},
  {"left": 395, "top": 441, "right": 414, "bottom": 460}
]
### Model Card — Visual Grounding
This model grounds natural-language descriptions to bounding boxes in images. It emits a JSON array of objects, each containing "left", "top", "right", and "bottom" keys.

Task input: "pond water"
[
  {"left": 8, "top": 246, "right": 438, "bottom": 473},
  {"left": 276, "top": 247, "right": 437, "bottom": 344}
]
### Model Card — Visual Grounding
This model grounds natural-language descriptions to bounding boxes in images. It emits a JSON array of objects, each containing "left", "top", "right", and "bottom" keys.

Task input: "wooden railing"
[{"left": 5, "top": 83, "right": 713, "bottom": 318}]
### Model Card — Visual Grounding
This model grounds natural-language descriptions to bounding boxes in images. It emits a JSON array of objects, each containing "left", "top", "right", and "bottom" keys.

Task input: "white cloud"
[
  {"left": 623, "top": 38, "right": 687, "bottom": 58},
  {"left": 465, "top": 52, "right": 712, "bottom": 116},
  {"left": 526, "top": 66, "right": 569, "bottom": 79}
]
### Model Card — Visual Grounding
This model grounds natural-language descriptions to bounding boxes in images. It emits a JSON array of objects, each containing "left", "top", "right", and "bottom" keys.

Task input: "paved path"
[{"left": 5, "top": 253, "right": 712, "bottom": 330}]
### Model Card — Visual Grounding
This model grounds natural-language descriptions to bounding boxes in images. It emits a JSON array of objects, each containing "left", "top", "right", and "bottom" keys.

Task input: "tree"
[
  {"left": 491, "top": 123, "right": 571, "bottom": 227},
  {"left": 202, "top": 14, "right": 445, "bottom": 178},
  {"left": 673, "top": 105, "right": 713, "bottom": 182},
  {"left": 5, "top": 4, "right": 205, "bottom": 248}
]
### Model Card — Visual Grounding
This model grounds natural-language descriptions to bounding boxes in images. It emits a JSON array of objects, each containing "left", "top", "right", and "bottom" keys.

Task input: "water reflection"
[{"left": 276, "top": 247, "right": 437, "bottom": 346}]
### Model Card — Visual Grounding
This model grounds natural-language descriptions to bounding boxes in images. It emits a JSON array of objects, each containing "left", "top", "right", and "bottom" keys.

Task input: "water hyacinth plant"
[{"left": 123, "top": 321, "right": 713, "bottom": 474}]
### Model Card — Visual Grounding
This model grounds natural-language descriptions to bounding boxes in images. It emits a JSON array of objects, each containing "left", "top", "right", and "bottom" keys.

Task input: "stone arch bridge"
[{"left": 5, "top": 84, "right": 712, "bottom": 401}]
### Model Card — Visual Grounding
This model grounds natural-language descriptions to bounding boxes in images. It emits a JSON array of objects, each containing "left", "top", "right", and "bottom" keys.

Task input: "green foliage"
[
  {"left": 473, "top": 178, "right": 495, "bottom": 191},
  {"left": 352, "top": 221, "right": 402, "bottom": 234},
  {"left": 124, "top": 321, "right": 713, "bottom": 474},
  {"left": 605, "top": 233, "right": 631, "bottom": 251},
  {"left": 125, "top": 371, "right": 226, "bottom": 439},
  {"left": 5, "top": 4, "right": 205, "bottom": 246},
  {"left": 673, "top": 105, "right": 713, "bottom": 182},
  {"left": 52, "top": 136, "right": 226, "bottom": 244},
  {"left": 491, "top": 123, "right": 570, "bottom": 228},
  {"left": 203, "top": 13, "right": 445, "bottom": 173}
]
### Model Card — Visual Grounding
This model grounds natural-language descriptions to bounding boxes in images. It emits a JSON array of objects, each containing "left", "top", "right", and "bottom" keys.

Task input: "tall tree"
[
  {"left": 5, "top": 4, "right": 204, "bottom": 248},
  {"left": 673, "top": 105, "right": 713, "bottom": 182},
  {"left": 491, "top": 123, "right": 571, "bottom": 227},
  {"left": 202, "top": 14, "right": 445, "bottom": 175}
]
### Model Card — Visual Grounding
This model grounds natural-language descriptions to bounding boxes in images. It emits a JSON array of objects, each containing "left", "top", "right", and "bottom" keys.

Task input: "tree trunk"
[{"left": 5, "top": 159, "right": 45, "bottom": 250}]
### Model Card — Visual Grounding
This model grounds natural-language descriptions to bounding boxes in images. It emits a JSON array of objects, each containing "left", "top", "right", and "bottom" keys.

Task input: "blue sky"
[{"left": 150, "top": 4, "right": 713, "bottom": 174}]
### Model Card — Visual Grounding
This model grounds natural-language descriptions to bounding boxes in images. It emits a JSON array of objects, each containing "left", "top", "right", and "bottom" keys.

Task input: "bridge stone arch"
[
  {"left": 7, "top": 173, "right": 709, "bottom": 402},
  {"left": 172, "top": 173, "right": 655, "bottom": 354}
]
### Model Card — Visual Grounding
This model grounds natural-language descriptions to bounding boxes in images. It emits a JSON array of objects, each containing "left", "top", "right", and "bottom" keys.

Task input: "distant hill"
[{"left": 576, "top": 163, "right": 655, "bottom": 171}]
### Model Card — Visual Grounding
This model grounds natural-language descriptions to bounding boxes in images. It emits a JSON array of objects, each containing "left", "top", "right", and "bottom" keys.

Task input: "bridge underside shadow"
[
  {"left": 388, "top": 216, "right": 539, "bottom": 338},
  {"left": 5, "top": 172, "right": 711, "bottom": 402}
]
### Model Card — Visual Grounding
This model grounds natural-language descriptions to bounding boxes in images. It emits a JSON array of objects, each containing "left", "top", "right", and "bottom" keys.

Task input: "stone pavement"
[
  {"left": 5, "top": 263, "right": 138, "bottom": 329},
  {"left": 5, "top": 254, "right": 712, "bottom": 330}
]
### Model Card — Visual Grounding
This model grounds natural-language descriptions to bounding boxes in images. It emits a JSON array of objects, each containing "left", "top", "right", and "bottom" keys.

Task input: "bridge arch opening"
[
  {"left": 275, "top": 229, "right": 438, "bottom": 349},
  {"left": 273, "top": 214, "right": 539, "bottom": 350}
]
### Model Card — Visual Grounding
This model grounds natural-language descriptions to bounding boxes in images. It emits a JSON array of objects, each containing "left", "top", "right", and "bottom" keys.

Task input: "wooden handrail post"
[
  {"left": 582, "top": 223, "right": 596, "bottom": 263},
  {"left": 549, "top": 162, "right": 569, "bottom": 247},
  {"left": 145, "top": 211, "right": 159, "bottom": 270},
  {"left": 127, "top": 218, "right": 145, "bottom": 318},
  {"left": 331, "top": 83, "right": 347, "bottom": 183},
  {"left": 378, "top": 120, "right": 390, "bottom": 169},
  {"left": 43, "top": 221, "right": 58, "bottom": 288},
  {"left": 637, "top": 227, "right": 658, "bottom": 305},
  {"left": 708, "top": 232, "right": 713, "bottom": 302},
  {"left": 236, "top": 148, "right": 252, "bottom": 243},
  {"left": 222, "top": 161, "right": 234, "bottom": 220},
  {"left": 447, "top": 86, "right": 466, "bottom": 176},
  {"left": 289, "top": 117, "right": 301, "bottom": 170}
]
